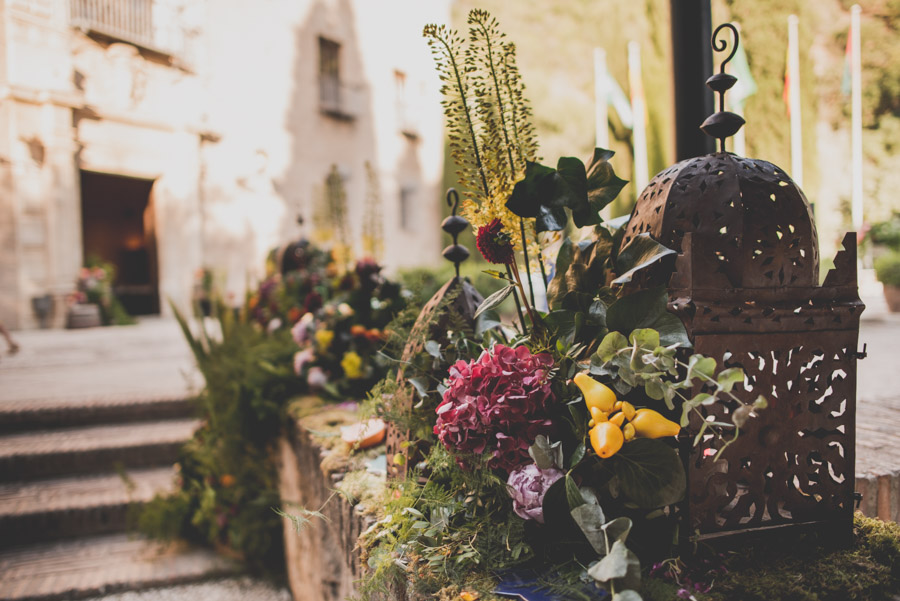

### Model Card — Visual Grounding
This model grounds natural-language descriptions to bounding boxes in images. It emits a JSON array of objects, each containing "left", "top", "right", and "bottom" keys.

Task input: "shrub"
[{"left": 874, "top": 251, "right": 900, "bottom": 287}]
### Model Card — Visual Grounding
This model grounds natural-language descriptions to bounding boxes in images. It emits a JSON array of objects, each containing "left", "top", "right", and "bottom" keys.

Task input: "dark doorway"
[{"left": 80, "top": 171, "right": 159, "bottom": 315}]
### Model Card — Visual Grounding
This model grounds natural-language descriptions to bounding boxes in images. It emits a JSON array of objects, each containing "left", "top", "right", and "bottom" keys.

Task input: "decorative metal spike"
[
  {"left": 441, "top": 188, "right": 470, "bottom": 279},
  {"left": 702, "top": 23, "right": 745, "bottom": 153}
]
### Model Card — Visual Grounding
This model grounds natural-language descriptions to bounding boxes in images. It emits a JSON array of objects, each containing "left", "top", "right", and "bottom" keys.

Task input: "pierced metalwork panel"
[
  {"left": 687, "top": 330, "right": 857, "bottom": 535},
  {"left": 624, "top": 153, "right": 819, "bottom": 289}
]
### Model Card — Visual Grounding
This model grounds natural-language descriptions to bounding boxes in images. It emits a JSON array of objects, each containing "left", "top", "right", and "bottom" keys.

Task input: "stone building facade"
[{"left": 0, "top": 0, "right": 448, "bottom": 329}]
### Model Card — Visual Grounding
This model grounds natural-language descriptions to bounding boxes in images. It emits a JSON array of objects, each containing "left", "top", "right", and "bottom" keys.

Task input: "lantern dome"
[{"left": 622, "top": 152, "right": 819, "bottom": 288}]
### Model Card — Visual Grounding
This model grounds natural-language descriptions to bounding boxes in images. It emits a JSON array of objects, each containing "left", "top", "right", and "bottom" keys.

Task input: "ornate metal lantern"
[{"left": 623, "top": 24, "right": 864, "bottom": 545}]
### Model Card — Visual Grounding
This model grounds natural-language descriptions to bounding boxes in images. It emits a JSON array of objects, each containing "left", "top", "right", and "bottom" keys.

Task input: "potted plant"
[{"left": 874, "top": 251, "right": 900, "bottom": 312}]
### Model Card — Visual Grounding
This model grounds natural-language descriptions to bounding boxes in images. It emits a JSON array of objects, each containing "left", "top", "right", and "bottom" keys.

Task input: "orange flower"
[
  {"left": 248, "top": 295, "right": 259, "bottom": 310},
  {"left": 365, "top": 329, "right": 384, "bottom": 342},
  {"left": 220, "top": 474, "right": 236, "bottom": 488},
  {"left": 350, "top": 324, "right": 367, "bottom": 337},
  {"left": 287, "top": 307, "right": 302, "bottom": 324}
]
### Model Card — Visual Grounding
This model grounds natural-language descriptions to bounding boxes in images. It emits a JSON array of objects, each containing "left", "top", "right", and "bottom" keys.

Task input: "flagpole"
[
  {"left": 851, "top": 4, "right": 863, "bottom": 233},
  {"left": 788, "top": 14, "right": 803, "bottom": 187},
  {"left": 593, "top": 47, "right": 610, "bottom": 149},
  {"left": 628, "top": 41, "right": 648, "bottom": 192}
]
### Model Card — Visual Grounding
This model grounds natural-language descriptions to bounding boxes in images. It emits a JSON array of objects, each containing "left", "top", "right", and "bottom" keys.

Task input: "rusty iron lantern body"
[{"left": 622, "top": 24, "right": 864, "bottom": 545}]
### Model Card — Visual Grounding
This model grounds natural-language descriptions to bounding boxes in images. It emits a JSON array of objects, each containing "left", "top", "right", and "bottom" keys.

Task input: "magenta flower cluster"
[{"left": 434, "top": 344, "right": 555, "bottom": 472}]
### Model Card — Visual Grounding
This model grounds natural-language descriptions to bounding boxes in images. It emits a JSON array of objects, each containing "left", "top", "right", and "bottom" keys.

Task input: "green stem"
[{"left": 505, "top": 264, "right": 526, "bottom": 333}]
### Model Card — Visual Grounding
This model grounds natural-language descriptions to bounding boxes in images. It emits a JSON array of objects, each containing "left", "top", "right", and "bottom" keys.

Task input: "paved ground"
[{"left": 80, "top": 577, "right": 292, "bottom": 601}]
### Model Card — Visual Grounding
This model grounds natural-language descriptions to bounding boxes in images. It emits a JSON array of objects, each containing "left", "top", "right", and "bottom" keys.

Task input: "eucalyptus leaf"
[
  {"left": 475, "top": 308, "right": 502, "bottom": 336},
  {"left": 612, "top": 233, "right": 676, "bottom": 285},
  {"left": 565, "top": 474, "right": 585, "bottom": 509},
  {"left": 570, "top": 502, "right": 607, "bottom": 555},
  {"left": 407, "top": 377, "right": 429, "bottom": 399},
  {"left": 614, "top": 438, "right": 686, "bottom": 508},
  {"left": 612, "top": 590, "right": 644, "bottom": 601},
  {"left": 588, "top": 540, "right": 631, "bottom": 581},
  {"left": 528, "top": 435, "right": 564, "bottom": 471},
  {"left": 474, "top": 284, "right": 514, "bottom": 319},
  {"left": 716, "top": 367, "right": 745, "bottom": 393},
  {"left": 629, "top": 328, "right": 660, "bottom": 350},
  {"left": 688, "top": 355, "right": 718, "bottom": 381},
  {"left": 596, "top": 331, "right": 629, "bottom": 362},
  {"left": 601, "top": 516, "right": 633, "bottom": 551}
]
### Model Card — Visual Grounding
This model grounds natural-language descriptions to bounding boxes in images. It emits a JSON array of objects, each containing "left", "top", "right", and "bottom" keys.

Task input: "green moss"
[{"left": 646, "top": 514, "right": 900, "bottom": 601}]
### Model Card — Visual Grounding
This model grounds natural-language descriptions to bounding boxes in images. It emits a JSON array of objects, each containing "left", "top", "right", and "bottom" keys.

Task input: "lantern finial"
[
  {"left": 700, "top": 23, "right": 746, "bottom": 153},
  {"left": 440, "top": 188, "right": 470, "bottom": 279}
]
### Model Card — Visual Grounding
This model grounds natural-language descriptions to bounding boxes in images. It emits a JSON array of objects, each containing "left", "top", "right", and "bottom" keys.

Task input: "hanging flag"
[
  {"left": 841, "top": 25, "right": 853, "bottom": 97},
  {"left": 728, "top": 32, "right": 757, "bottom": 113}
]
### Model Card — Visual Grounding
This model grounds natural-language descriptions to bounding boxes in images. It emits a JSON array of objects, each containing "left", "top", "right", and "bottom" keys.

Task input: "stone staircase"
[{"left": 0, "top": 393, "right": 239, "bottom": 600}]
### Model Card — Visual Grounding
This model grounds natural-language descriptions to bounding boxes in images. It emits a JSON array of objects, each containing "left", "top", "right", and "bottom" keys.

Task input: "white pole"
[
  {"left": 628, "top": 41, "right": 648, "bottom": 192},
  {"left": 788, "top": 15, "right": 803, "bottom": 187},
  {"left": 851, "top": 4, "right": 864, "bottom": 232},
  {"left": 593, "top": 47, "right": 609, "bottom": 149}
]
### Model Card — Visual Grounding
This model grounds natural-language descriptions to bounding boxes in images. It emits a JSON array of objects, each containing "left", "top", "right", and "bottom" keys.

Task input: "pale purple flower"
[
  {"left": 292, "top": 312, "right": 314, "bottom": 345},
  {"left": 307, "top": 366, "right": 327, "bottom": 389},
  {"left": 293, "top": 348, "right": 314, "bottom": 376},
  {"left": 506, "top": 463, "right": 563, "bottom": 523},
  {"left": 267, "top": 317, "right": 283, "bottom": 333}
]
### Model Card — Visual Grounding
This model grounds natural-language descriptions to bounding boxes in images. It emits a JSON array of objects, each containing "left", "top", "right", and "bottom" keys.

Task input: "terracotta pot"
[{"left": 885, "top": 284, "right": 900, "bottom": 313}]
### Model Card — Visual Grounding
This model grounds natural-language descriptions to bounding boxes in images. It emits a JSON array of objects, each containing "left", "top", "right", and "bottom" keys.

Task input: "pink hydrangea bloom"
[
  {"left": 506, "top": 463, "right": 563, "bottom": 523},
  {"left": 434, "top": 344, "right": 555, "bottom": 472}
]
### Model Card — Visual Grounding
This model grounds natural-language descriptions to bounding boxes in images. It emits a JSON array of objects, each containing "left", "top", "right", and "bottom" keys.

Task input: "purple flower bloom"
[
  {"left": 506, "top": 463, "right": 563, "bottom": 523},
  {"left": 307, "top": 366, "right": 327, "bottom": 390},
  {"left": 293, "top": 348, "right": 314, "bottom": 376}
]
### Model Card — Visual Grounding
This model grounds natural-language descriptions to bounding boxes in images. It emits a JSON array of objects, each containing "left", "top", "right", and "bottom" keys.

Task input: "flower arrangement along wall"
[
  {"left": 347, "top": 11, "right": 784, "bottom": 601},
  {"left": 69, "top": 260, "right": 135, "bottom": 326},
  {"left": 139, "top": 241, "right": 406, "bottom": 571}
]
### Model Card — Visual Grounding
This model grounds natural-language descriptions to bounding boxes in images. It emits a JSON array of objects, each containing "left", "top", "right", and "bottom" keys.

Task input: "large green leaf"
[
  {"left": 613, "top": 438, "right": 686, "bottom": 508},
  {"left": 579, "top": 148, "right": 628, "bottom": 227},
  {"left": 606, "top": 287, "right": 690, "bottom": 347},
  {"left": 612, "top": 233, "right": 676, "bottom": 285},
  {"left": 546, "top": 238, "right": 576, "bottom": 310},
  {"left": 506, "top": 161, "right": 572, "bottom": 232},
  {"left": 571, "top": 502, "right": 608, "bottom": 555}
]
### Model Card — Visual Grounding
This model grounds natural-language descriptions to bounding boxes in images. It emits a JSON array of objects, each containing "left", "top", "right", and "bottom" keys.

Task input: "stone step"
[
  {"left": 0, "top": 394, "right": 195, "bottom": 434},
  {"left": 0, "top": 534, "right": 240, "bottom": 601},
  {"left": 0, "top": 419, "right": 199, "bottom": 482},
  {"left": 0, "top": 468, "right": 175, "bottom": 549}
]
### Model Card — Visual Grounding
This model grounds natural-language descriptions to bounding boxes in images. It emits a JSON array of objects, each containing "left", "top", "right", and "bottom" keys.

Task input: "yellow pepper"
[
  {"left": 589, "top": 421, "right": 624, "bottom": 458},
  {"left": 630, "top": 408, "right": 681, "bottom": 439},
  {"left": 623, "top": 423, "right": 635, "bottom": 441},
  {"left": 574, "top": 373, "right": 617, "bottom": 413},
  {"left": 621, "top": 401, "right": 636, "bottom": 421},
  {"left": 608, "top": 411, "right": 626, "bottom": 428}
]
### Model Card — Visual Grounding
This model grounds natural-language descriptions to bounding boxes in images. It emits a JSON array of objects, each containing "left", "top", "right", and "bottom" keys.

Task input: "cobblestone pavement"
[{"left": 80, "top": 577, "right": 292, "bottom": 601}]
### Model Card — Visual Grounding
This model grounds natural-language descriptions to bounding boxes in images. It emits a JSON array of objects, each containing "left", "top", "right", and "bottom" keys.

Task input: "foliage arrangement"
[
  {"left": 874, "top": 251, "right": 900, "bottom": 287},
  {"left": 140, "top": 239, "right": 407, "bottom": 570},
  {"left": 69, "top": 260, "right": 135, "bottom": 326},
  {"left": 352, "top": 10, "right": 767, "bottom": 601}
]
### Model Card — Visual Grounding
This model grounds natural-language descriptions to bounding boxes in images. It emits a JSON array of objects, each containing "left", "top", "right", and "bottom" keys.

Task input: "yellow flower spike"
[
  {"left": 621, "top": 401, "right": 636, "bottom": 422},
  {"left": 623, "top": 423, "right": 636, "bottom": 441},
  {"left": 630, "top": 408, "right": 681, "bottom": 439},
  {"left": 589, "top": 421, "right": 624, "bottom": 458},
  {"left": 574, "top": 373, "right": 617, "bottom": 413},
  {"left": 609, "top": 412, "right": 626, "bottom": 428}
]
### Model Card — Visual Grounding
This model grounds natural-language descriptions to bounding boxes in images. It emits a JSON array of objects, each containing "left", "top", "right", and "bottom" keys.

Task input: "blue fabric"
[{"left": 493, "top": 568, "right": 609, "bottom": 600}]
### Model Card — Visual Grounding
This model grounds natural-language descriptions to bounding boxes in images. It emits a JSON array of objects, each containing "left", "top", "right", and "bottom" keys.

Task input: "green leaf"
[
  {"left": 482, "top": 269, "right": 510, "bottom": 280},
  {"left": 543, "top": 310, "right": 578, "bottom": 346},
  {"left": 546, "top": 238, "right": 575, "bottom": 310},
  {"left": 581, "top": 148, "right": 628, "bottom": 227},
  {"left": 644, "top": 377, "right": 666, "bottom": 401},
  {"left": 601, "top": 516, "right": 633, "bottom": 552},
  {"left": 716, "top": 367, "right": 744, "bottom": 393},
  {"left": 687, "top": 355, "right": 717, "bottom": 381},
  {"left": 475, "top": 308, "right": 502, "bottom": 336},
  {"left": 569, "top": 442, "right": 586, "bottom": 468},
  {"left": 474, "top": 284, "right": 514, "bottom": 319},
  {"left": 565, "top": 474, "right": 585, "bottom": 509},
  {"left": 570, "top": 501, "right": 608, "bottom": 555},
  {"left": 597, "top": 331, "right": 629, "bottom": 362},
  {"left": 588, "top": 540, "right": 631, "bottom": 581},
  {"left": 606, "top": 287, "right": 690, "bottom": 347},
  {"left": 528, "top": 435, "right": 564, "bottom": 471},
  {"left": 753, "top": 395, "right": 768, "bottom": 410},
  {"left": 614, "top": 438, "right": 686, "bottom": 508},
  {"left": 612, "top": 233, "right": 676, "bottom": 285},
  {"left": 408, "top": 377, "right": 429, "bottom": 399},
  {"left": 628, "top": 328, "right": 660, "bottom": 350},
  {"left": 424, "top": 340, "right": 442, "bottom": 358},
  {"left": 506, "top": 161, "right": 571, "bottom": 232}
]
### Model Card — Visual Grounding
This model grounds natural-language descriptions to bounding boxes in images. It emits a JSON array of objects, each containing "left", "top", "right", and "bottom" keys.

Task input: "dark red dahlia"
[
  {"left": 434, "top": 344, "right": 555, "bottom": 473},
  {"left": 476, "top": 219, "right": 515, "bottom": 265}
]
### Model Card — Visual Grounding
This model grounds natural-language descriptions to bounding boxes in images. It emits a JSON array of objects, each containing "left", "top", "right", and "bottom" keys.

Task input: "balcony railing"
[
  {"left": 69, "top": 0, "right": 193, "bottom": 63},
  {"left": 319, "top": 76, "right": 362, "bottom": 121}
]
